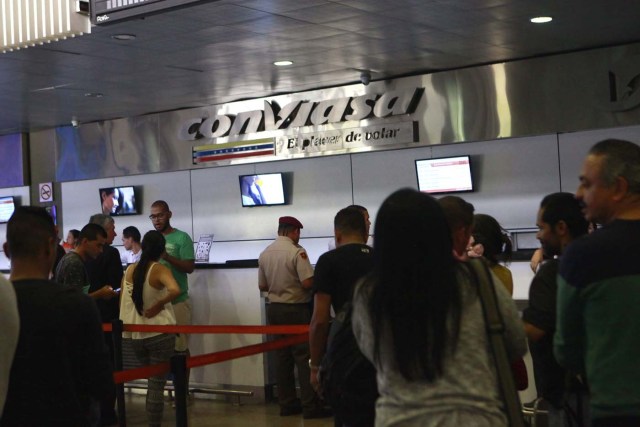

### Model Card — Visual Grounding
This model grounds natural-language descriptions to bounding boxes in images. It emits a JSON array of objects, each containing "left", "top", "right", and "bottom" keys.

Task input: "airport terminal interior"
[{"left": 3, "top": 1, "right": 640, "bottom": 426}]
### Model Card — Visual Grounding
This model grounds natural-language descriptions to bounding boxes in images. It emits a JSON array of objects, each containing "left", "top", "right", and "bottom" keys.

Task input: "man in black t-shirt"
[
  {"left": 522, "top": 192, "right": 588, "bottom": 426},
  {"left": 309, "top": 207, "right": 373, "bottom": 394},
  {"left": 2, "top": 207, "right": 113, "bottom": 427}
]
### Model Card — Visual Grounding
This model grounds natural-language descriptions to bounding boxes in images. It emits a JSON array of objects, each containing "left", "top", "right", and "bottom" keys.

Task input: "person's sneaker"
[
  {"left": 302, "top": 407, "right": 333, "bottom": 419},
  {"left": 279, "top": 405, "right": 303, "bottom": 416}
]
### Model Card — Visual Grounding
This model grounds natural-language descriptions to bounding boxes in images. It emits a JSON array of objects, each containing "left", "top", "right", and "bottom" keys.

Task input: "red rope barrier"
[
  {"left": 114, "top": 361, "right": 170, "bottom": 384},
  {"left": 188, "top": 333, "right": 308, "bottom": 369},
  {"left": 112, "top": 333, "right": 308, "bottom": 384},
  {"left": 103, "top": 323, "right": 309, "bottom": 334}
]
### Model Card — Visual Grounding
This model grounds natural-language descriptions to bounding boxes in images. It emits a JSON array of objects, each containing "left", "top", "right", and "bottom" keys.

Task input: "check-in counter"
[{"left": 188, "top": 262, "right": 270, "bottom": 401}]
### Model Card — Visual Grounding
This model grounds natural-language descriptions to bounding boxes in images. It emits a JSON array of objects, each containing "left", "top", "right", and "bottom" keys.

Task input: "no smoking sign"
[{"left": 39, "top": 182, "right": 53, "bottom": 203}]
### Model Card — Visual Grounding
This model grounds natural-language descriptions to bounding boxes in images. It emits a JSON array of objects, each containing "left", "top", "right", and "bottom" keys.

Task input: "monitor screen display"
[
  {"left": 239, "top": 173, "right": 286, "bottom": 207},
  {"left": 99, "top": 186, "right": 139, "bottom": 216},
  {"left": 0, "top": 196, "right": 16, "bottom": 223},
  {"left": 415, "top": 156, "right": 474, "bottom": 194}
]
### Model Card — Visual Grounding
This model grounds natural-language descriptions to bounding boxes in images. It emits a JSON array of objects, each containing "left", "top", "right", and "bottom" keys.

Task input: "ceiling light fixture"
[
  {"left": 111, "top": 34, "right": 137, "bottom": 41},
  {"left": 530, "top": 16, "right": 552, "bottom": 24},
  {"left": 84, "top": 92, "right": 104, "bottom": 98},
  {"left": 273, "top": 60, "right": 293, "bottom": 66}
]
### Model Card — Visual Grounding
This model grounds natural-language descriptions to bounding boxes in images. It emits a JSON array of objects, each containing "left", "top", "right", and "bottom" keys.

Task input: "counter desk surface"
[{"left": 195, "top": 260, "right": 258, "bottom": 269}]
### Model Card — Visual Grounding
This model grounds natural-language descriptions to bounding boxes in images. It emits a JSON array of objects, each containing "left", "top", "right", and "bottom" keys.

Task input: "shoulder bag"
[{"left": 467, "top": 258, "right": 526, "bottom": 427}]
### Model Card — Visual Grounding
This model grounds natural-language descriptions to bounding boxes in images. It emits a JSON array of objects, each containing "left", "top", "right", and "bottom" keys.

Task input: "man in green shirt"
[
  {"left": 149, "top": 200, "right": 195, "bottom": 356},
  {"left": 555, "top": 139, "right": 640, "bottom": 426}
]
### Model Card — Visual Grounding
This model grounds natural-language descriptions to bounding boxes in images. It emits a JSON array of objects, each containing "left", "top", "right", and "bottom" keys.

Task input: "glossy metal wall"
[{"left": 51, "top": 42, "right": 640, "bottom": 181}]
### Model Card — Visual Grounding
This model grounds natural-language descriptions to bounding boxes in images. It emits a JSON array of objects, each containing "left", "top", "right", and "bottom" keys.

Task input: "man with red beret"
[{"left": 258, "top": 216, "right": 330, "bottom": 419}]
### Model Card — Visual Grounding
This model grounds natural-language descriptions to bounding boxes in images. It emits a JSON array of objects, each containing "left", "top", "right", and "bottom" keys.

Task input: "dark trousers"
[
  {"left": 266, "top": 303, "right": 317, "bottom": 411},
  {"left": 592, "top": 416, "right": 640, "bottom": 427},
  {"left": 101, "top": 332, "right": 118, "bottom": 425}
]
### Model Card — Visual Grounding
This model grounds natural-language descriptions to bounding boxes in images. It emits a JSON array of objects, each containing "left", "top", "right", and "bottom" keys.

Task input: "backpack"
[{"left": 319, "top": 302, "right": 378, "bottom": 427}]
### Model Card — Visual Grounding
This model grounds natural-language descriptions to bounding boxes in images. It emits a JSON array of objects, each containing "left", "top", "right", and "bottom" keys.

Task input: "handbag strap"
[{"left": 466, "top": 259, "right": 526, "bottom": 427}]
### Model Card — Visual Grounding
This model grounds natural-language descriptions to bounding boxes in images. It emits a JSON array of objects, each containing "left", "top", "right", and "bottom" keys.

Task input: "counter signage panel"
[
  {"left": 179, "top": 88, "right": 424, "bottom": 142},
  {"left": 91, "top": 0, "right": 205, "bottom": 25},
  {"left": 277, "top": 120, "right": 418, "bottom": 155}
]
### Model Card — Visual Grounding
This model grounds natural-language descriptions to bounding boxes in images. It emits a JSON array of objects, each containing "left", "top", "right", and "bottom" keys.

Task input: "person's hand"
[
  {"left": 144, "top": 304, "right": 164, "bottom": 319},
  {"left": 161, "top": 250, "right": 169, "bottom": 261},
  {"left": 466, "top": 235, "right": 483, "bottom": 258},
  {"left": 94, "top": 285, "right": 118, "bottom": 300},
  {"left": 310, "top": 367, "right": 320, "bottom": 394},
  {"left": 530, "top": 248, "right": 543, "bottom": 273}
]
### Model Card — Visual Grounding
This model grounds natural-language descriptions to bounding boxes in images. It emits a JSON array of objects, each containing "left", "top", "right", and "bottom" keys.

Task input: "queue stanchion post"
[
  {"left": 171, "top": 353, "right": 189, "bottom": 427},
  {"left": 111, "top": 319, "right": 127, "bottom": 427}
]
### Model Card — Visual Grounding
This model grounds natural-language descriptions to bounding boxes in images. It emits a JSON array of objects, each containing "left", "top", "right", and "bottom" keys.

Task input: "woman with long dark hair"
[
  {"left": 469, "top": 213, "right": 514, "bottom": 295},
  {"left": 352, "top": 189, "right": 526, "bottom": 426},
  {"left": 119, "top": 230, "right": 180, "bottom": 427}
]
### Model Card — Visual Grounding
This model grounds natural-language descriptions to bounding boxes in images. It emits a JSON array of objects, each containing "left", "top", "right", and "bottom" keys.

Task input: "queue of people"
[
  {"left": 3, "top": 138, "right": 640, "bottom": 427},
  {"left": 260, "top": 138, "right": 640, "bottom": 427},
  {"left": 1, "top": 200, "right": 194, "bottom": 426}
]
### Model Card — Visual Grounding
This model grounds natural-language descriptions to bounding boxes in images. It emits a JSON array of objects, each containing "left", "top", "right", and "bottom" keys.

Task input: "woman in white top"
[{"left": 120, "top": 230, "right": 180, "bottom": 427}]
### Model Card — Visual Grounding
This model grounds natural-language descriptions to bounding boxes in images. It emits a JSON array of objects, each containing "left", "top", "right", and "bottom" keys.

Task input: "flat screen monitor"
[
  {"left": 99, "top": 186, "right": 139, "bottom": 216},
  {"left": 239, "top": 173, "right": 286, "bottom": 207},
  {"left": 415, "top": 155, "right": 474, "bottom": 194},
  {"left": 0, "top": 196, "right": 16, "bottom": 223}
]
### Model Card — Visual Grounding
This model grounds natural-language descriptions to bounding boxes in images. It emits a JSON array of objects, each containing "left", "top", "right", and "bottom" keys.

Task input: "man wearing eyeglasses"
[{"left": 149, "top": 201, "right": 195, "bottom": 365}]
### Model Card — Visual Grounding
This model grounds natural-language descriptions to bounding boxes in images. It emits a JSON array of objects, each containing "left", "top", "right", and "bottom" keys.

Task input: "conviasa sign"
[{"left": 178, "top": 88, "right": 423, "bottom": 141}]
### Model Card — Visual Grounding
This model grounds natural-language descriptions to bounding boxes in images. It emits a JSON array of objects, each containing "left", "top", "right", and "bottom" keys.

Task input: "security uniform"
[{"left": 258, "top": 218, "right": 317, "bottom": 416}]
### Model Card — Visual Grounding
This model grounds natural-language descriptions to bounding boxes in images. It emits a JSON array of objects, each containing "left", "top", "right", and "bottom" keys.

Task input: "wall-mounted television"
[
  {"left": 0, "top": 196, "right": 16, "bottom": 223},
  {"left": 99, "top": 186, "right": 140, "bottom": 216},
  {"left": 415, "top": 155, "right": 474, "bottom": 195},
  {"left": 239, "top": 173, "right": 286, "bottom": 207}
]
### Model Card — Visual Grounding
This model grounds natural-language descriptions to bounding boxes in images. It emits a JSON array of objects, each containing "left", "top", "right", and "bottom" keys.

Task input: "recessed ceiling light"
[
  {"left": 530, "top": 16, "right": 552, "bottom": 24},
  {"left": 111, "top": 34, "right": 136, "bottom": 41},
  {"left": 84, "top": 92, "right": 104, "bottom": 98},
  {"left": 274, "top": 60, "right": 293, "bottom": 66}
]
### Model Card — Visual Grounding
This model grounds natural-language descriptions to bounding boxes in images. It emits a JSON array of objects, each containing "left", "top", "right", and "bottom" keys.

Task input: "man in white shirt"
[{"left": 121, "top": 226, "right": 142, "bottom": 264}]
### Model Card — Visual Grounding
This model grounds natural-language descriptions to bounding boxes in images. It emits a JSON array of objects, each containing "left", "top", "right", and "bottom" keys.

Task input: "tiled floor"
[{"left": 122, "top": 393, "right": 334, "bottom": 427}]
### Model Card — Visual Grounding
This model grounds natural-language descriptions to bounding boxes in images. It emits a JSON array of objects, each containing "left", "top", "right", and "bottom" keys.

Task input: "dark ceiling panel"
[
  {"left": 279, "top": 3, "right": 365, "bottom": 24},
  {"left": 0, "top": 0, "right": 639, "bottom": 133}
]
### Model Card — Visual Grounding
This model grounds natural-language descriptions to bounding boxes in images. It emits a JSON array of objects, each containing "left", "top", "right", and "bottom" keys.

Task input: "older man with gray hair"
[
  {"left": 86, "top": 213, "right": 123, "bottom": 427},
  {"left": 555, "top": 139, "right": 640, "bottom": 427}
]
